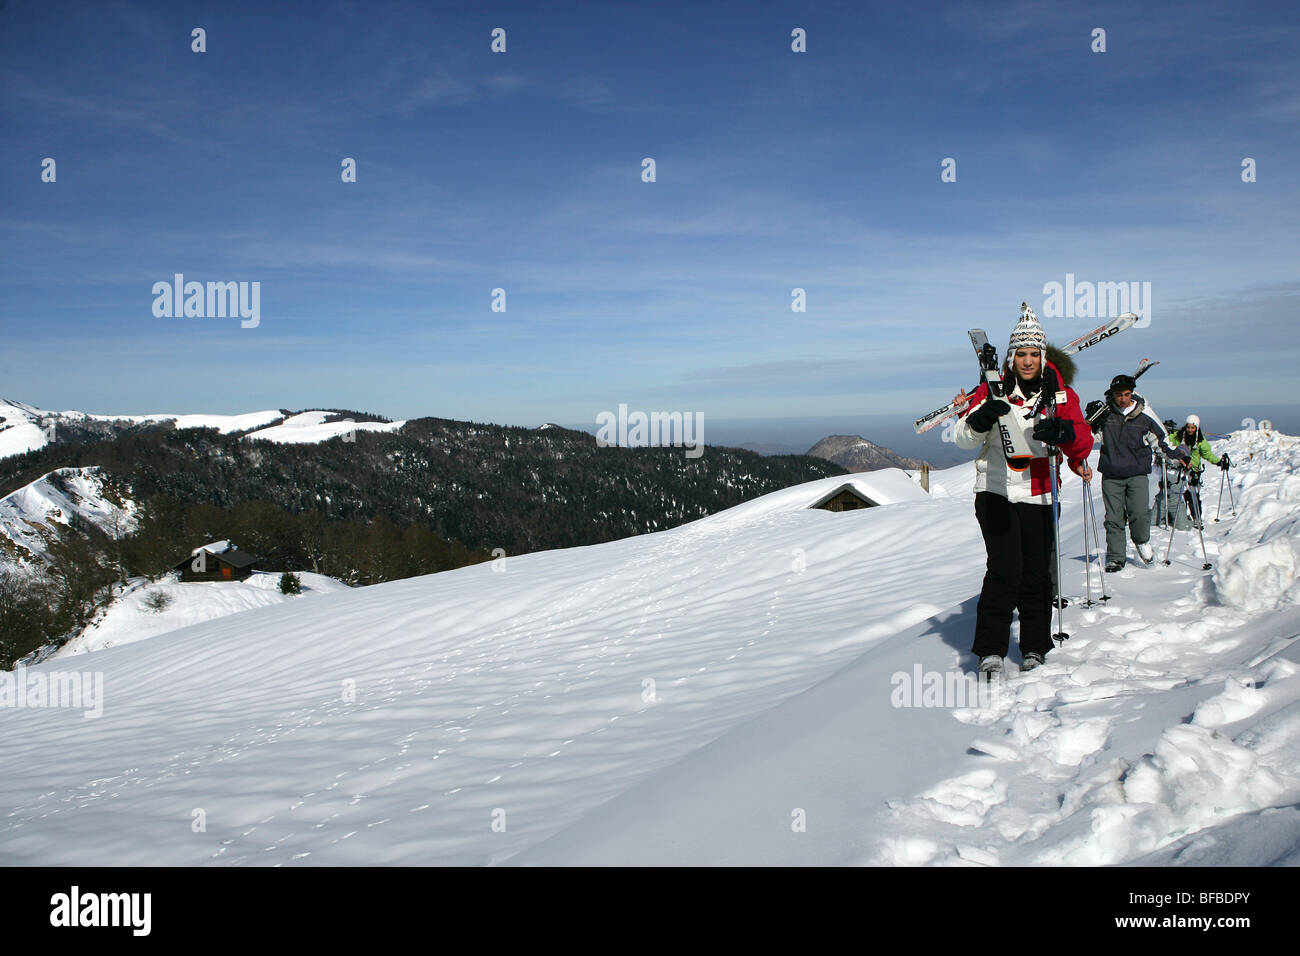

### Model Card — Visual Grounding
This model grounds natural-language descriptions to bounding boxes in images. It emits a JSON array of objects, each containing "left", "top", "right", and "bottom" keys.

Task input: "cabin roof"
[
  {"left": 808, "top": 483, "right": 878, "bottom": 509},
  {"left": 173, "top": 546, "right": 259, "bottom": 571}
]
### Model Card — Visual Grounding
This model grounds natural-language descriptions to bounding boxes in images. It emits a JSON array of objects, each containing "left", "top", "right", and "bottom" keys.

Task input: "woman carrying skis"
[{"left": 953, "top": 305, "right": 1093, "bottom": 677}]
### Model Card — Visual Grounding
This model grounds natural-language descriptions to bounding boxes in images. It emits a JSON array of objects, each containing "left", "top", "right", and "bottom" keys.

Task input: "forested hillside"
[
  {"left": 1, "top": 416, "right": 846, "bottom": 556},
  {"left": 0, "top": 416, "right": 846, "bottom": 667}
]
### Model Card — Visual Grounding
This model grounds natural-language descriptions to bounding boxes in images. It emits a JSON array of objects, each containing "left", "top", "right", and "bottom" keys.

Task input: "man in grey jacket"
[{"left": 1086, "top": 374, "right": 1188, "bottom": 571}]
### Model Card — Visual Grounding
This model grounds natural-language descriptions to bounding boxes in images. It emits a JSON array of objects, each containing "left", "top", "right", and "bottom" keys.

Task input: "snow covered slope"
[
  {"left": 0, "top": 467, "right": 136, "bottom": 567},
  {"left": 1, "top": 432, "right": 1298, "bottom": 866},
  {"left": 140, "top": 409, "right": 286, "bottom": 433},
  {"left": 243, "top": 411, "right": 406, "bottom": 444},
  {"left": 0, "top": 400, "right": 49, "bottom": 459},
  {"left": 53, "top": 571, "right": 352, "bottom": 658}
]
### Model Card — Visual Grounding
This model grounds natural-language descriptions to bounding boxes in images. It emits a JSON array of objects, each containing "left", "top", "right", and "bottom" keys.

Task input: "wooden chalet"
[{"left": 174, "top": 541, "right": 258, "bottom": 582}]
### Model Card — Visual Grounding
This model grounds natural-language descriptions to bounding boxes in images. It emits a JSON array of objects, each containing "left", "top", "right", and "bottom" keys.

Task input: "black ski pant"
[
  {"left": 1169, "top": 470, "right": 1205, "bottom": 529},
  {"left": 973, "top": 491, "right": 1055, "bottom": 659},
  {"left": 1183, "top": 471, "right": 1205, "bottom": 528},
  {"left": 1154, "top": 471, "right": 1173, "bottom": 527}
]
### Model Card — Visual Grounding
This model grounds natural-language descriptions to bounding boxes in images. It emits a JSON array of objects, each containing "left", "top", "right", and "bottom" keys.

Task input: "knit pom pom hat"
[{"left": 1007, "top": 301, "right": 1047, "bottom": 359}]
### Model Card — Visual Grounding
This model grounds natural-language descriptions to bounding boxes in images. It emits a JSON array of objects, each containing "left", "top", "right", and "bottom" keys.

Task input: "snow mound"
[{"left": 1212, "top": 431, "right": 1300, "bottom": 611}]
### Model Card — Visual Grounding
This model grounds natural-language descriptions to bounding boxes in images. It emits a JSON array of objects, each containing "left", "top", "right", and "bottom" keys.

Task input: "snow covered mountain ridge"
[
  {"left": 2, "top": 428, "right": 1298, "bottom": 864},
  {"left": 0, "top": 399, "right": 404, "bottom": 460}
]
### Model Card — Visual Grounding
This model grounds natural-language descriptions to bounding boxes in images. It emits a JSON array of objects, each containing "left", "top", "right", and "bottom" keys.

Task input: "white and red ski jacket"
[{"left": 953, "top": 360, "right": 1093, "bottom": 505}]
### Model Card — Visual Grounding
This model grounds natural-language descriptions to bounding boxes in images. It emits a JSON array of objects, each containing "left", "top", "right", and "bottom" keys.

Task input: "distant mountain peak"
[{"left": 805, "top": 434, "right": 929, "bottom": 472}]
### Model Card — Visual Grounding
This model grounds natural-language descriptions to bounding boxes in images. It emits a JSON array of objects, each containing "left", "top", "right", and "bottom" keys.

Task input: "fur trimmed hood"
[{"left": 1046, "top": 344, "right": 1075, "bottom": 386}]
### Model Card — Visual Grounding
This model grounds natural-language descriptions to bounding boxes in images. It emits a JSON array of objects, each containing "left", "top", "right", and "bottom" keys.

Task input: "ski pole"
[
  {"left": 1050, "top": 450, "right": 1068, "bottom": 644},
  {"left": 1082, "top": 476, "right": 1102, "bottom": 605},
  {"left": 1227, "top": 467, "right": 1237, "bottom": 517},
  {"left": 1162, "top": 467, "right": 1187, "bottom": 565},
  {"left": 1188, "top": 475, "right": 1212, "bottom": 569},
  {"left": 1215, "top": 467, "right": 1226, "bottom": 522},
  {"left": 1162, "top": 459, "right": 1170, "bottom": 529},
  {"left": 1084, "top": 478, "right": 1110, "bottom": 601},
  {"left": 1081, "top": 480, "right": 1094, "bottom": 607}
]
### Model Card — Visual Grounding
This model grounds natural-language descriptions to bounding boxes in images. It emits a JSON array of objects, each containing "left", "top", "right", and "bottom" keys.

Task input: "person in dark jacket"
[{"left": 1086, "top": 374, "right": 1187, "bottom": 571}]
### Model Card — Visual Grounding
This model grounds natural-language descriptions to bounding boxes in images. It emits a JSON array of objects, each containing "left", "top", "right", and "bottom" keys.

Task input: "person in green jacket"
[{"left": 1168, "top": 414, "right": 1230, "bottom": 528}]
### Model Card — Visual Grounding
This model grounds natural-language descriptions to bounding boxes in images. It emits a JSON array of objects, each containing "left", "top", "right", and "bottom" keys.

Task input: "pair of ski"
[
  {"left": 913, "top": 312, "right": 1141, "bottom": 435},
  {"left": 967, "top": 323, "right": 1097, "bottom": 472}
]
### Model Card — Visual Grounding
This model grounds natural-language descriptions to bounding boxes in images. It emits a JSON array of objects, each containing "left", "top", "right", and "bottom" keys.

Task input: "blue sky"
[{"left": 2, "top": 0, "right": 1297, "bottom": 431}]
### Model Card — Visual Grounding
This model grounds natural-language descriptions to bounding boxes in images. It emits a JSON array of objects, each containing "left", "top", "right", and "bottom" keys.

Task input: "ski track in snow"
[{"left": 2, "top": 432, "right": 1299, "bottom": 865}]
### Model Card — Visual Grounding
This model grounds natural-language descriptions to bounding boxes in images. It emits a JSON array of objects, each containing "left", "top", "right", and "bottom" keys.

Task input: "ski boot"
[
  {"left": 1019, "top": 652, "right": 1045, "bottom": 672},
  {"left": 978, "top": 656, "right": 1004, "bottom": 682}
]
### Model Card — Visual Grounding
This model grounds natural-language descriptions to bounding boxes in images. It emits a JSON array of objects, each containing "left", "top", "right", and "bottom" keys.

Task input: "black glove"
[
  {"left": 965, "top": 398, "right": 1010, "bottom": 434},
  {"left": 1032, "top": 417, "right": 1075, "bottom": 446},
  {"left": 1219, "top": 454, "right": 1231, "bottom": 470},
  {"left": 1085, "top": 399, "right": 1106, "bottom": 420}
]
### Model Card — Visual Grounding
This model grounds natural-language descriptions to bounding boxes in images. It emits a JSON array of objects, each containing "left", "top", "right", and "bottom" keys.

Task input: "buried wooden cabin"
[{"left": 808, "top": 483, "right": 880, "bottom": 512}]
